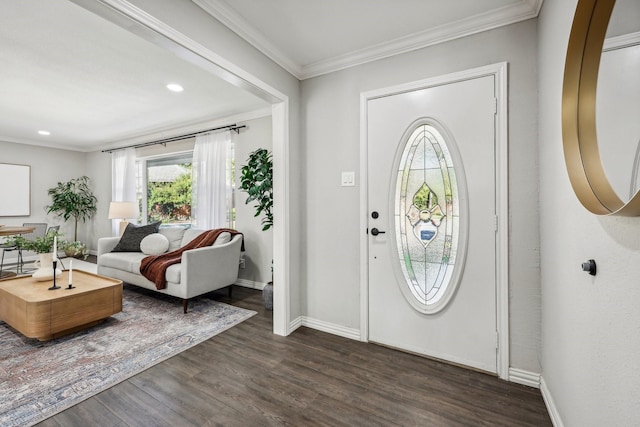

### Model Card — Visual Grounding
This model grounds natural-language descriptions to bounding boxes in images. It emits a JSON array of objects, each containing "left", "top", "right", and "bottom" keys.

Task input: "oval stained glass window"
[{"left": 393, "top": 120, "right": 468, "bottom": 313}]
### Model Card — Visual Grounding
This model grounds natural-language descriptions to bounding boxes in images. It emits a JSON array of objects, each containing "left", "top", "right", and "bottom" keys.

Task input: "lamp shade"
[{"left": 108, "top": 201, "right": 138, "bottom": 220}]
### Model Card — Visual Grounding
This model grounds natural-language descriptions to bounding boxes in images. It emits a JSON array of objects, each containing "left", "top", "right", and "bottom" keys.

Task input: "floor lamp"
[{"left": 108, "top": 202, "right": 138, "bottom": 236}]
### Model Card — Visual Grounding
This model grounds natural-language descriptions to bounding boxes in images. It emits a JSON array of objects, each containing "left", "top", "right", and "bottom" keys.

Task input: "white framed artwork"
[{"left": 0, "top": 163, "right": 30, "bottom": 216}]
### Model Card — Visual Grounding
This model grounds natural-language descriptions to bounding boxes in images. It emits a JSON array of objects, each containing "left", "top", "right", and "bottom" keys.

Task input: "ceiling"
[
  {"left": 0, "top": 0, "right": 269, "bottom": 152},
  {"left": 0, "top": 0, "right": 542, "bottom": 152}
]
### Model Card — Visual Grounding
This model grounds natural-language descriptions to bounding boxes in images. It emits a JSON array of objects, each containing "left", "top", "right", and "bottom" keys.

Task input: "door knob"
[
  {"left": 370, "top": 228, "right": 386, "bottom": 236},
  {"left": 581, "top": 259, "right": 596, "bottom": 276}
]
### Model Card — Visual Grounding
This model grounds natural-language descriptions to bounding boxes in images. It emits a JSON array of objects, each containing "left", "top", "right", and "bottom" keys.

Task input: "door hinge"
[
  {"left": 495, "top": 331, "right": 499, "bottom": 349},
  {"left": 493, "top": 97, "right": 498, "bottom": 115},
  {"left": 494, "top": 215, "right": 499, "bottom": 232}
]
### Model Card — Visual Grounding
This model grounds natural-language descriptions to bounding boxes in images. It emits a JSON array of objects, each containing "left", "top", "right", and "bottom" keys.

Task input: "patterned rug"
[{"left": 0, "top": 266, "right": 256, "bottom": 426}]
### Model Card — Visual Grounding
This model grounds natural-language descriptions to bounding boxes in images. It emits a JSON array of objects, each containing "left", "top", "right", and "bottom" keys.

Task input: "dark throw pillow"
[{"left": 111, "top": 222, "right": 161, "bottom": 252}]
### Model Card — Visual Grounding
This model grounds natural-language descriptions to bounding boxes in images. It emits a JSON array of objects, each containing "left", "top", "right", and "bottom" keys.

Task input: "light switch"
[{"left": 341, "top": 171, "right": 355, "bottom": 187}]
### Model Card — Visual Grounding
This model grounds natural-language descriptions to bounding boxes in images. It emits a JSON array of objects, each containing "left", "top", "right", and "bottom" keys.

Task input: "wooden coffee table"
[{"left": 0, "top": 269, "right": 122, "bottom": 340}]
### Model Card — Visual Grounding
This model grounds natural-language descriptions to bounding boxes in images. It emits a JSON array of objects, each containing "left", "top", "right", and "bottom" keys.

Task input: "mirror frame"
[{"left": 562, "top": 0, "right": 640, "bottom": 215}]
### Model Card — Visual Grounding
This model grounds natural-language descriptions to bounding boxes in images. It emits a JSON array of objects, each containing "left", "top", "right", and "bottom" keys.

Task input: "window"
[
  {"left": 137, "top": 153, "right": 193, "bottom": 226},
  {"left": 394, "top": 121, "right": 467, "bottom": 313},
  {"left": 135, "top": 150, "right": 235, "bottom": 228}
]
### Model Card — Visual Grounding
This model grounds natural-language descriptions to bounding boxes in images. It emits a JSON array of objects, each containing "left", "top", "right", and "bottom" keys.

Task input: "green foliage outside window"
[{"left": 147, "top": 166, "right": 192, "bottom": 224}]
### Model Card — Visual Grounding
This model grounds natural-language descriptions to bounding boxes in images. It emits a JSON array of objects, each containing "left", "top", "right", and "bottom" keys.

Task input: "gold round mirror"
[{"left": 563, "top": 0, "right": 640, "bottom": 215}]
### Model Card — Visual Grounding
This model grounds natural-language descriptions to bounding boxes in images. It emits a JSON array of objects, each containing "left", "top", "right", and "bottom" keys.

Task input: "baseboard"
[
  {"left": 292, "top": 316, "right": 361, "bottom": 341},
  {"left": 508, "top": 367, "right": 541, "bottom": 388},
  {"left": 235, "top": 278, "right": 266, "bottom": 290},
  {"left": 289, "top": 316, "right": 303, "bottom": 333},
  {"left": 540, "top": 376, "right": 564, "bottom": 427}
]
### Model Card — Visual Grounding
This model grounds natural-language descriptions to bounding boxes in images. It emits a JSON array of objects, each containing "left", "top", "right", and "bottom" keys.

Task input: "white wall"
[
  {"left": 301, "top": 20, "right": 541, "bottom": 373},
  {"left": 83, "top": 150, "right": 111, "bottom": 252},
  {"left": 539, "top": 0, "right": 640, "bottom": 425},
  {"left": 235, "top": 116, "right": 274, "bottom": 286},
  {"left": 0, "top": 140, "right": 89, "bottom": 259}
]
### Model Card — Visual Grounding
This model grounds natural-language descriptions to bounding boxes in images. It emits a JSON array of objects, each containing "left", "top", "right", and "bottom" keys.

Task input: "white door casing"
[{"left": 359, "top": 63, "right": 509, "bottom": 379}]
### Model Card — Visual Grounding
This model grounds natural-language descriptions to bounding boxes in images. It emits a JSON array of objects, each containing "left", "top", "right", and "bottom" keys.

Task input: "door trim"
[{"left": 359, "top": 62, "right": 509, "bottom": 379}]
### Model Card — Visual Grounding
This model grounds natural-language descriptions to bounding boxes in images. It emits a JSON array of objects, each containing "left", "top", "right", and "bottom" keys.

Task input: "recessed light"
[
  {"left": 38, "top": 130, "right": 51, "bottom": 136},
  {"left": 166, "top": 83, "right": 184, "bottom": 92}
]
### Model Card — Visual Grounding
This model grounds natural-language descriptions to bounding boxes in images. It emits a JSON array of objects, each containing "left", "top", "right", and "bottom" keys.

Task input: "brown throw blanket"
[{"left": 140, "top": 228, "right": 243, "bottom": 290}]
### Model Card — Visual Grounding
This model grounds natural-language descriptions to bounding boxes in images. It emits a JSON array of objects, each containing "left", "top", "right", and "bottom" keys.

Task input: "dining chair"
[{"left": 0, "top": 237, "right": 20, "bottom": 277}]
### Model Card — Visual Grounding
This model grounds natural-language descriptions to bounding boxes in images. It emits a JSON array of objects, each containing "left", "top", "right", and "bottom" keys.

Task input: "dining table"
[{"left": 0, "top": 225, "right": 36, "bottom": 237}]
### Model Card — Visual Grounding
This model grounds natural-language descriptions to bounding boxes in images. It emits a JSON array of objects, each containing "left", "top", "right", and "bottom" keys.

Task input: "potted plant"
[
  {"left": 239, "top": 148, "right": 274, "bottom": 309},
  {"left": 8, "top": 230, "right": 62, "bottom": 254},
  {"left": 46, "top": 176, "right": 98, "bottom": 243},
  {"left": 63, "top": 241, "right": 89, "bottom": 260}
]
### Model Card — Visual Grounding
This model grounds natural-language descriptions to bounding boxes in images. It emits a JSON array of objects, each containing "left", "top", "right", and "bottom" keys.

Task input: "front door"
[{"left": 367, "top": 72, "right": 498, "bottom": 373}]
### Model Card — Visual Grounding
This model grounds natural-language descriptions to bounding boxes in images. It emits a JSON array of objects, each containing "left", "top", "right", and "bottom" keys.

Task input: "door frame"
[{"left": 359, "top": 62, "right": 509, "bottom": 379}]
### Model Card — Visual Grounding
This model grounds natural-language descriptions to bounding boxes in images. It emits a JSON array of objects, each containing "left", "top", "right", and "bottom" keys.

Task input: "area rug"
[{"left": 0, "top": 274, "right": 256, "bottom": 426}]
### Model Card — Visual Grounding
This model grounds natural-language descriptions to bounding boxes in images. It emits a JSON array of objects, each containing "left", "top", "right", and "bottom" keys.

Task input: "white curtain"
[
  {"left": 192, "top": 131, "right": 232, "bottom": 229},
  {"left": 111, "top": 148, "right": 137, "bottom": 236}
]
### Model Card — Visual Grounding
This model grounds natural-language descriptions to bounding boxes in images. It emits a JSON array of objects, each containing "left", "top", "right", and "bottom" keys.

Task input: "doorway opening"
[{"left": 71, "top": 0, "right": 291, "bottom": 336}]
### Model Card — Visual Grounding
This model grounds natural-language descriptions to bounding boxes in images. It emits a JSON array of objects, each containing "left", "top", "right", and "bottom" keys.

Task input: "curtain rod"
[{"left": 101, "top": 124, "right": 246, "bottom": 153}]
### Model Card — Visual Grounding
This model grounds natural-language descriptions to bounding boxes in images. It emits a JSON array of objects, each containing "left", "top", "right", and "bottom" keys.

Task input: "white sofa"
[{"left": 97, "top": 228, "right": 243, "bottom": 313}]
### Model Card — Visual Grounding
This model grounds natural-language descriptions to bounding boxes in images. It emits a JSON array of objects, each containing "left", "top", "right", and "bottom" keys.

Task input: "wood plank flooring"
[{"left": 36, "top": 284, "right": 551, "bottom": 426}]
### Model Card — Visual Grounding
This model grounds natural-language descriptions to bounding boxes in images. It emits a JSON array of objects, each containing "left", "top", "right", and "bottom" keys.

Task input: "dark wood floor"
[{"left": 36, "top": 283, "right": 551, "bottom": 426}]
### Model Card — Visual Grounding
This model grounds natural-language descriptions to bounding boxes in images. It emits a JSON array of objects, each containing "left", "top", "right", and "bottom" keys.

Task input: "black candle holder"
[
  {"left": 66, "top": 266, "right": 75, "bottom": 289},
  {"left": 48, "top": 260, "right": 60, "bottom": 290}
]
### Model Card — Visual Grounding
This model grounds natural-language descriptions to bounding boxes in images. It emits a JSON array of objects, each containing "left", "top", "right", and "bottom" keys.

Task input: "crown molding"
[
  {"left": 603, "top": 31, "right": 640, "bottom": 52},
  {"left": 192, "top": 0, "right": 304, "bottom": 79},
  {"left": 193, "top": 0, "right": 542, "bottom": 80},
  {"left": 301, "top": 0, "right": 543, "bottom": 79},
  {"left": 0, "top": 135, "right": 87, "bottom": 153}
]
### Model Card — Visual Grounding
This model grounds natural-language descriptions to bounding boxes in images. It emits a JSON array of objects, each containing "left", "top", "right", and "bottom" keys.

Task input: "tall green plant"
[
  {"left": 239, "top": 149, "right": 273, "bottom": 231},
  {"left": 46, "top": 176, "right": 98, "bottom": 241}
]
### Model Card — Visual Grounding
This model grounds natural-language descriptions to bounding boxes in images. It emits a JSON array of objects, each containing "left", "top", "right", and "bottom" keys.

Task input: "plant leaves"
[{"left": 239, "top": 148, "right": 273, "bottom": 230}]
